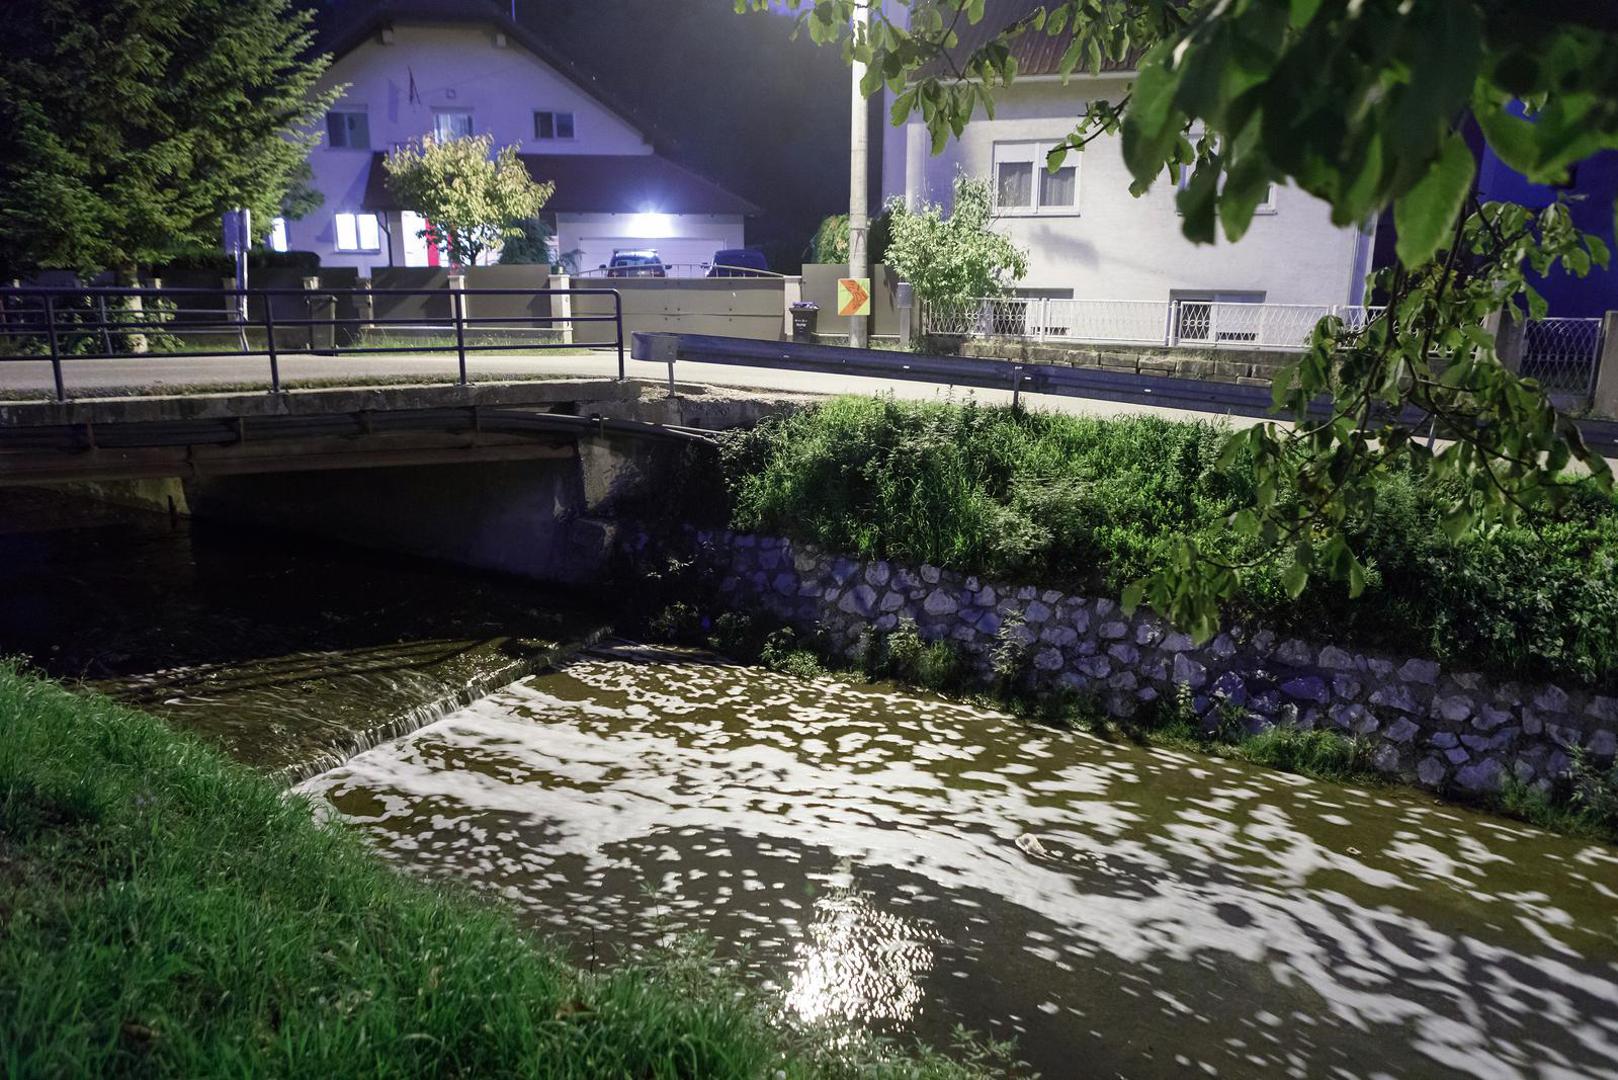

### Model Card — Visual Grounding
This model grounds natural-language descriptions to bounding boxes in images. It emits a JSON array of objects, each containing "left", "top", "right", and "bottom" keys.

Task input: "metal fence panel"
[{"left": 1521, "top": 317, "right": 1604, "bottom": 395}]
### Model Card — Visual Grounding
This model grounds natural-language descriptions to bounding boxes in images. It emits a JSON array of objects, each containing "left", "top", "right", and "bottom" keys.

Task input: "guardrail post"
[
  {"left": 450, "top": 277, "right": 469, "bottom": 385},
  {"left": 43, "top": 293, "right": 65, "bottom": 401},
  {"left": 1591, "top": 311, "right": 1618, "bottom": 418},
  {"left": 550, "top": 274, "right": 574, "bottom": 345}
]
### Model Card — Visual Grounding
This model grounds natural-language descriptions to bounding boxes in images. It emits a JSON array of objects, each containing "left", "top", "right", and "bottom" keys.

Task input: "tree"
[
  {"left": 384, "top": 136, "right": 555, "bottom": 269},
  {"left": 743, "top": 0, "right": 1618, "bottom": 640},
  {"left": 809, "top": 208, "right": 894, "bottom": 264},
  {"left": 497, "top": 218, "right": 554, "bottom": 266},
  {"left": 883, "top": 175, "right": 1027, "bottom": 311},
  {"left": 0, "top": 0, "right": 339, "bottom": 279}
]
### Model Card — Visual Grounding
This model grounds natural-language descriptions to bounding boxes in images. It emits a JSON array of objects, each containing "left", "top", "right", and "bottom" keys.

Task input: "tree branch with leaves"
[
  {"left": 384, "top": 135, "right": 554, "bottom": 270},
  {"left": 739, "top": 0, "right": 1618, "bottom": 640}
]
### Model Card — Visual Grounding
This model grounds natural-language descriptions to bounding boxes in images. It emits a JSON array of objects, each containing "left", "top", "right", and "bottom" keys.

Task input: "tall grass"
[
  {"left": 0, "top": 660, "right": 996, "bottom": 1078},
  {"left": 717, "top": 396, "right": 1618, "bottom": 688}
]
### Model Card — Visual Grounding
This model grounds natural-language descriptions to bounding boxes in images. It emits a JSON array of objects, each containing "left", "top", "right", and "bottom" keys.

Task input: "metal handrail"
[{"left": 0, "top": 284, "right": 627, "bottom": 400}]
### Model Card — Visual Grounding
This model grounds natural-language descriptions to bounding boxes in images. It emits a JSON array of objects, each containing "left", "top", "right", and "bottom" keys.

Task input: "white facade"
[
  {"left": 289, "top": 21, "right": 744, "bottom": 273},
  {"left": 881, "top": 77, "right": 1373, "bottom": 307}
]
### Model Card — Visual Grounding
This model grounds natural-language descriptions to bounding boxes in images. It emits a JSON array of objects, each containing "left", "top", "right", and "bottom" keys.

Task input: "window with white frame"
[
  {"left": 432, "top": 109, "right": 474, "bottom": 141},
  {"left": 991, "top": 141, "right": 1077, "bottom": 214},
  {"left": 326, "top": 109, "right": 370, "bottom": 149},
  {"left": 334, "top": 212, "right": 381, "bottom": 252},
  {"left": 267, "top": 217, "right": 289, "bottom": 253},
  {"left": 533, "top": 111, "right": 575, "bottom": 140}
]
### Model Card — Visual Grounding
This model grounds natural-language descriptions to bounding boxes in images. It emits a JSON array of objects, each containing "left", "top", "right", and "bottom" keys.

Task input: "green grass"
[
  {"left": 714, "top": 395, "right": 1618, "bottom": 689},
  {"left": 0, "top": 659, "right": 1002, "bottom": 1078}
]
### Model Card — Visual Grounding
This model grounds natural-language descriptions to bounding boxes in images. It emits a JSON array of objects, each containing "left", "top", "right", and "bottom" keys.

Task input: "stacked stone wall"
[{"left": 633, "top": 529, "right": 1618, "bottom": 798}]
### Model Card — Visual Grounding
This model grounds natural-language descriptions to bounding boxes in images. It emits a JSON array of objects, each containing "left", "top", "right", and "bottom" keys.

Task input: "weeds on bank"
[{"left": 0, "top": 657, "right": 1006, "bottom": 1079}]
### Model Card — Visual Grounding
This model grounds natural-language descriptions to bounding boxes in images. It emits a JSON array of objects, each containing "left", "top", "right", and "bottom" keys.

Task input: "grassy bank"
[
  {"left": 0, "top": 660, "right": 997, "bottom": 1078},
  {"left": 709, "top": 396, "right": 1618, "bottom": 690}
]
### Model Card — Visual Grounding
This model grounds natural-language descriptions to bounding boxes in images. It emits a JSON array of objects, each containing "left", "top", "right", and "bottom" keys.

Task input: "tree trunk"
[{"left": 117, "top": 264, "right": 147, "bottom": 355}]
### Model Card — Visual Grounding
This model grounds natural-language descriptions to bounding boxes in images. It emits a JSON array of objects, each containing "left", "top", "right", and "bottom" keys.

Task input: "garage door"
[{"left": 577, "top": 236, "right": 726, "bottom": 276}]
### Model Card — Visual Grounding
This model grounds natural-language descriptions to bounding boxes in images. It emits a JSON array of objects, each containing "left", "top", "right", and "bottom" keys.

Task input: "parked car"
[
  {"left": 604, "top": 249, "right": 666, "bottom": 278},
  {"left": 705, "top": 248, "right": 770, "bottom": 277}
]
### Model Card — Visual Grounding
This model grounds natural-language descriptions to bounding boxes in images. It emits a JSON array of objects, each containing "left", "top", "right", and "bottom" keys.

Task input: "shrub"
[{"left": 719, "top": 396, "right": 1618, "bottom": 688}]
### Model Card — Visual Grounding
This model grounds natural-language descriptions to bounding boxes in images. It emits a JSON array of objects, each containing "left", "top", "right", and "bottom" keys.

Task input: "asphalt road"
[{"left": 0, "top": 349, "right": 1267, "bottom": 428}]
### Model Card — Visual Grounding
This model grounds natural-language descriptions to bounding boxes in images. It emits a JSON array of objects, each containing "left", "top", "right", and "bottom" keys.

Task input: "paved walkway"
[{"left": 0, "top": 350, "right": 1265, "bottom": 428}]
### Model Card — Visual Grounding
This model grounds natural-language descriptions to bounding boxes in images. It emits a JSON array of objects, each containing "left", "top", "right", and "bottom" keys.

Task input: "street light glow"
[{"left": 624, "top": 212, "right": 673, "bottom": 238}]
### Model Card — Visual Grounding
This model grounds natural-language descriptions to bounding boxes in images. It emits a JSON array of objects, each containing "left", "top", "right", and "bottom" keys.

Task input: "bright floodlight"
[{"left": 624, "top": 212, "right": 673, "bottom": 238}]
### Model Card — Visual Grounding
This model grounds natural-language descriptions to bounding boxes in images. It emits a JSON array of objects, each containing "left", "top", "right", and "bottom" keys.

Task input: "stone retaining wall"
[
  {"left": 958, "top": 338, "right": 1296, "bottom": 386},
  {"left": 639, "top": 529, "right": 1618, "bottom": 799}
]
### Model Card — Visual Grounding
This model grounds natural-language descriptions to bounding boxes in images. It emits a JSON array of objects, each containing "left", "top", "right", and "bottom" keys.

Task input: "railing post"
[
  {"left": 1591, "top": 311, "right": 1618, "bottom": 418},
  {"left": 895, "top": 281, "right": 914, "bottom": 346},
  {"left": 613, "top": 289, "right": 625, "bottom": 381},
  {"left": 1166, "top": 300, "right": 1178, "bottom": 347},
  {"left": 43, "top": 293, "right": 65, "bottom": 402},
  {"left": 451, "top": 279, "right": 469, "bottom": 385},
  {"left": 264, "top": 296, "right": 281, "bottom": 394}
]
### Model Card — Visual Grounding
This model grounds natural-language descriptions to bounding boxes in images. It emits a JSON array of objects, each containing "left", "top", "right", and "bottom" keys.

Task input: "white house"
[
  {"left": 877, "top": 1, "right": 1374, "bottom": 313},
  {"left": 285, "top": 0, "right": 759, "bottom": 273}
]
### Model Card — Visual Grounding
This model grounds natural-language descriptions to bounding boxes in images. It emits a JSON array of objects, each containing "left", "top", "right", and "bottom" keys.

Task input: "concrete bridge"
[{"left": 0, "top": 376, "right": 796, "bottom": 584}]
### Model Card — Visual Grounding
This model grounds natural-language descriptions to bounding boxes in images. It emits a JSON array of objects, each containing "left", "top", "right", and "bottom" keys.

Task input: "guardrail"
[
  {"left": 0, "top": 284, "right": 626, "bottom": 400},
  {"left": 926, "top": 297, "right": 1385, "bottom": 351}
]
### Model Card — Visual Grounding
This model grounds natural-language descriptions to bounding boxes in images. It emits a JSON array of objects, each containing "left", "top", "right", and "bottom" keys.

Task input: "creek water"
[
  {"left": 6, "top": 490, "right": 1617, "bottom": 1077},
  {"left": 300, "top": 646, "right": 1618, "bottom": 1079}
]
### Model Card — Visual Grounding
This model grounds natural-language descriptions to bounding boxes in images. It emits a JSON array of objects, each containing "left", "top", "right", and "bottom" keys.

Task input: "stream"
[{"left": 6, "top": 489, "right": 1617, "bottom": 1077}]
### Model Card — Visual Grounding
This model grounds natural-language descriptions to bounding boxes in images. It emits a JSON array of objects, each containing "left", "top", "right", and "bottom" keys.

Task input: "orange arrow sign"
[{"left": 837, "top": 277, "right": 871, "bottom": 317}]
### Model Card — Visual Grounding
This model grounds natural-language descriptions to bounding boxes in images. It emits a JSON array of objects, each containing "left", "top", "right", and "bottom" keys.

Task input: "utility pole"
[{"left": 848, "top": 1, "right": 870, "bottom": 348}]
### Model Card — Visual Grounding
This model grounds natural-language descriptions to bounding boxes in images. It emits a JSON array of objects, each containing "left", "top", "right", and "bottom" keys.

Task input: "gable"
[{"left": 317, "top": 16, "right": 653, "bottom": 156}]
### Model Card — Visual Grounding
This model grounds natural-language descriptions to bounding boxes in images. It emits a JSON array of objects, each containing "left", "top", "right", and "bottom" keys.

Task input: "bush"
[{"left": 719, "top": 396, "right": 1618, "bottom": 688}]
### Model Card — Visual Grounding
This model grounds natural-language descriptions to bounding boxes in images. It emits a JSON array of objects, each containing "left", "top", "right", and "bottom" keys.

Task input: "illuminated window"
[
  {"left": 991, "top": 141, "right": 1077, "bottom": 214},
  {"left": 432, "top": 109, "right": 474, "bottom": 141},
  {"left": 534, "top": 111, "right": 575, "bottom": 140},
  {"left": 334, "top": 212, "right": 381, "bottom": 252},
  {"left": 268, "top": 216, "right": 289, "bottom": 253}
]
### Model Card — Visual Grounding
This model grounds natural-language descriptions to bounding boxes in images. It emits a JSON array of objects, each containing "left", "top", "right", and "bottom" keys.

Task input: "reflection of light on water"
[{"left": 784, "top": 859, "right": 940, "bottom": 1026}]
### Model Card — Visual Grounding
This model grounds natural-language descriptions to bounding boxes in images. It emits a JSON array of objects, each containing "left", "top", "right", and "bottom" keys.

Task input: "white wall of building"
[
  {"left": 883, "top": 78, "right": 1371, "bottom": 306},
  {"left": 558, "top": 212, "right": 745, "bottom": 275},
  {"left": 287, "top": 23, "right": 654, "bottom": 273}
]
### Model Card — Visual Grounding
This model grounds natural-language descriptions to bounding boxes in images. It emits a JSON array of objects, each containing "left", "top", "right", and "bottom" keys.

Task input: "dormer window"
[
  {"left": 326, "top": 109, "right": 370, "bottom": 149},
  {"left": 534, "top": 111, "right": 575, "bottom": 141}
]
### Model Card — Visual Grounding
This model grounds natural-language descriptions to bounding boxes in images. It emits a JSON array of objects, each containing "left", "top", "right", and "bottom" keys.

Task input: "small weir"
[{"left": 6, "top": 488, "right": 1618, "bottom": 1077}]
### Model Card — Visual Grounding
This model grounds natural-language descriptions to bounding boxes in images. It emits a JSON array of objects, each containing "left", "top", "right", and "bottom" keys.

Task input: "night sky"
[{"left": 516, "top": 0, "right": 853, "bottom": 272}]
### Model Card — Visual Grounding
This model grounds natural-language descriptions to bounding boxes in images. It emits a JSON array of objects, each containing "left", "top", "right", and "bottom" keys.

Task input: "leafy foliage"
[
  {"left": 883, "top": 175, "right": 1028, "bottom": 308},
  {"left": 0, "top": 0, "right": 339, "bottom": 277},
  {"left": 497, "top": 216, "right": 554, "bottom": 266},
  {"left": 809, "top": 208, "right": 894, "bottom": 264},
  {"left": 739, "top": 0, "right": 1618, "bottom": 642},
  {"left": 718, "top": 396, "right": 1618, "bottom": 688},
  {"left": 384, "top": 135, "right": 555, "bottom": 269}
]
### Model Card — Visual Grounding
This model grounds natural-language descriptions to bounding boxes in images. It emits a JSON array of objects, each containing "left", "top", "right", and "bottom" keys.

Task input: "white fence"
[
  {"left": 1520, "top": 317, "right": 1604, "bottom": 396},
  {"left": 926, "top": 297, "right": 1384, "bottom": 351}
]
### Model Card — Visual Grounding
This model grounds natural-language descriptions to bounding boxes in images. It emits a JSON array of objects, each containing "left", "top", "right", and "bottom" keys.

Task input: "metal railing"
[
  {"left": 0, "top": 284, "right": 625, "bottom": 400},
  {"left": 925, "top": 297, "right": 1385, "bottom": 351},
  {"left": 573, "top": 262, "right": 786, "bottom": 280},
  {"left": 1520, "top": 317, "right": 1604, "bottom": 396}
]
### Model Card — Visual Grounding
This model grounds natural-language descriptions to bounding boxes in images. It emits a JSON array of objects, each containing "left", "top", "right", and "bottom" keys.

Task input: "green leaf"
[
  {"left": 1121, "top": 580, "right": 1146, "bottom": 615},
  {"left": 1282, "top": 561, "right": 1308, "bottom": 600},
  {"left": 1393, "top": 133, "right": 1475, "bottom": 267}
]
